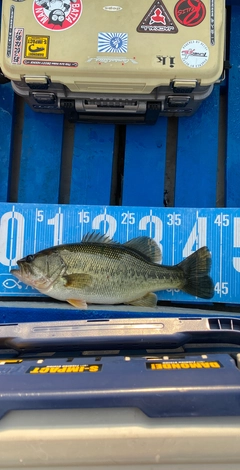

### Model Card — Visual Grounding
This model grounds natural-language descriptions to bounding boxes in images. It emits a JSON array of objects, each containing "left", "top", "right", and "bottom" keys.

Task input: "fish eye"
[{"left": 26, "top": 255, "right": 35, "bottom": 263}]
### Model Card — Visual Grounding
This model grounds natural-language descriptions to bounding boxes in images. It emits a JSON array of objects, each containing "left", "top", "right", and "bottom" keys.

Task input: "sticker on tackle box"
[
  {"left": 11, "top": 28, "right": 24, "bottom": 64},
  {"left": 33, "top": 0, "right": 82, "bottom": 31},
  {"left": 137, "top": 0, "right": 178, "bottom": 33},
  {"left": 25, "top": 35, "right": 50, "bottom": 58},
  {"left": 7, "top": 6, "right": 15, "bottom": 58},
  {"left": 181, "top": 40, "right": 209, "bottom": 67},
  {"left": 174, "top": 0, "right": 206, "bottom": 27}
]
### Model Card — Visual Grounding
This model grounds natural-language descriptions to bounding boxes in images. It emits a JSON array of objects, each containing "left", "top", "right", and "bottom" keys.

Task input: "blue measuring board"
[{"left": 0, "top": 203, "right": 239, "bottom": 304}]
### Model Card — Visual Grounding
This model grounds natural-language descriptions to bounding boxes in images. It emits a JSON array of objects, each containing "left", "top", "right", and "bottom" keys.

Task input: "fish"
[{"left": 10, "top": 232, "right": 214, "bottom": 309}]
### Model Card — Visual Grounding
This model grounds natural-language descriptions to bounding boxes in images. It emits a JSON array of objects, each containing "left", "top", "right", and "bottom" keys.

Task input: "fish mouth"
[
  {"left": 10, "top": 268, "right": 21, "bottom": 279},
  {"left": 11, "top": 260, "right": 54, "bottom": 291},
  {"left": 10, "top": 260, "right": 33, "bottom": 284}
]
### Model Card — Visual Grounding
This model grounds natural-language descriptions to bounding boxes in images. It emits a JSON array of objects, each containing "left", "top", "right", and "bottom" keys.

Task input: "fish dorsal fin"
[
  {"left": 81, "top": 232, "right": 118, "bottom": 245},
  {"left": 123, "top": 237, "right": 161, "bottom": 263}
]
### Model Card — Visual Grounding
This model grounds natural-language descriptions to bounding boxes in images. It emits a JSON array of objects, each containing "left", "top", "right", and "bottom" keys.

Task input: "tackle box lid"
[{"left": 0, "top": 0, "right": 225, "bottom": 92}]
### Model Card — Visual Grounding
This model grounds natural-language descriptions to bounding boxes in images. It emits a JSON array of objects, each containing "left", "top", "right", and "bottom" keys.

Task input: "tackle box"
[
  {"left": 0, "top": 0, "right": 225, "bottom": 121},
  {"left": 0, "top": 0, "right": 239, "bottom": 468}
]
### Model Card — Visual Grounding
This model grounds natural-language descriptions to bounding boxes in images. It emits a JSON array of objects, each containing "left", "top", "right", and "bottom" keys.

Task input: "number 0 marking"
[{"left": 0, "top": 209, "right": 25, "bottom": 267}]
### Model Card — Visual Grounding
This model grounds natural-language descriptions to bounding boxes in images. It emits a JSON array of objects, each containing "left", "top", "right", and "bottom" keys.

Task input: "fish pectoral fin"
[
  {"left": 125, "top": 292, "right": 158, "bottom": 308},
  {"left": 63, "top": 273, "right": 92, "bottom": 288},
  {"left": 67, "top": 299, "right": 88, "bottom": 309}
]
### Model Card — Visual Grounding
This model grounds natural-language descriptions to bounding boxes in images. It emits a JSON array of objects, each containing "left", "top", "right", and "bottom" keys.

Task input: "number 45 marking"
[
  {"left": 214, "top": 282, "right": 228, "bottom": 295},
  {"left": 214, "top": 214, "right": 229, "bottom": 226}
]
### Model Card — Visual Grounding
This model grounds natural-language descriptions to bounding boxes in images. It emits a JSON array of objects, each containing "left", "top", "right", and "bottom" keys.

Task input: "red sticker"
[
  {"left": 33, "top": 0, "right": 82, "bottom": 31},
  {"left": 174, "top": 0, "right": 206, "bottom": 27}
]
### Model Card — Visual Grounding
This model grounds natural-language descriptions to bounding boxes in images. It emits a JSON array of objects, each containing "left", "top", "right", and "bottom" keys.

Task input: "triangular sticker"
[{"left": 137, "top": 0, "right": 178, "bottom": 33}]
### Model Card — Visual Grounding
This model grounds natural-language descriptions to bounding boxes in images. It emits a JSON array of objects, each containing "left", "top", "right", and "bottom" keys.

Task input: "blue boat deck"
[{"left": 0, "top": 1, "right": 240, "bottom": 321}]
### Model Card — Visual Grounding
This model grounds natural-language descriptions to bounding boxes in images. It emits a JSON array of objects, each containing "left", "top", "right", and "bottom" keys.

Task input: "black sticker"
[
  {"left": 210, "top": 0, "right": 215, "bottom": 45},
  {"left": 7, "top": 6, "right": 15, "bottom": 58},
  {"left": 137, "top": 1, "right": 178, "bottom": 34},
  {"left": 27, "top": 364, "right": 102, "bottom": 374},
  {"left": 156, "top": 55, "right": 175, "bottom": 67}
]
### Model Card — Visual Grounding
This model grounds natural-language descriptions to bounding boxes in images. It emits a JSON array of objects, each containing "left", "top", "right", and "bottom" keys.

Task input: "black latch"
[
  {"left": 172, "top": 85, "right": 194, "bottom": 94},
  {"left": 224, "top": 60, "right": 232, "bottom": 70},
  {"left": 32, "top": 92, "right": 56, "bottom": 105},
  {"left": 60, "top": 99, "right": 79, "bottom": 121},
  {"left": 168, "top": 96, "right": 190, "bottom": 108},
  {"left": 26, "top": 80, "right": 50, "bottom": 90},
  {"left": 145, "top": 101, "right": 161, "bottom": 123},
  {"left": 60, "top": 99, "right": 75, "bottom": 110}
]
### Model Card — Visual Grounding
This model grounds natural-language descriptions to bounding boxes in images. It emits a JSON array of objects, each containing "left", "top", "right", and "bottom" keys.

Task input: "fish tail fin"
[{"left": 177, "top": 246, "right": 214, "bottom": 299}]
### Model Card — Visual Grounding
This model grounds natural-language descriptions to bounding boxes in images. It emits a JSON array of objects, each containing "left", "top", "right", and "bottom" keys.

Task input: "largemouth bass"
[{"left": 11, "top": 232, "right": 214, "bottom": 309}]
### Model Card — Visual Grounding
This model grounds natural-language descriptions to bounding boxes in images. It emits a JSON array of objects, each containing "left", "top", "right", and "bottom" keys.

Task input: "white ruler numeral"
[
  {"left": 92, "top": 209, "right": 117, "bottom": 239},
  {"left": 0, "top": 208, "right": 25, "bottom": 267},
  {"left": 48, "top": 209, "right": 63, "bottom": 246},
  {"left": 183, "top": 216, "right": 207, "bottom": 257},
  {"left": 139, "top": 211, "right": 163, "bottom": 257}
]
